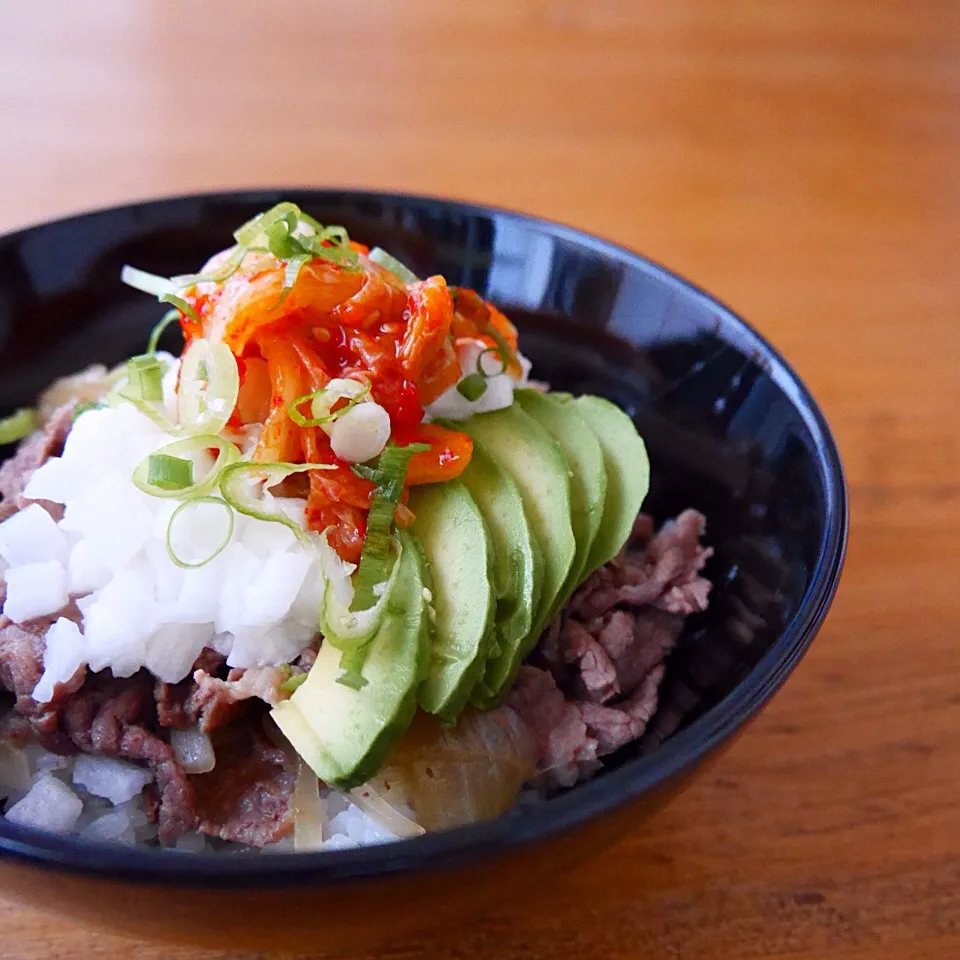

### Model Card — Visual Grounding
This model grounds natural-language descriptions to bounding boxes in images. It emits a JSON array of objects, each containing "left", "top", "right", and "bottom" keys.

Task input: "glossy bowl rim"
[{"left": 0, "top": 188, "right": 848, "bottom": 886}]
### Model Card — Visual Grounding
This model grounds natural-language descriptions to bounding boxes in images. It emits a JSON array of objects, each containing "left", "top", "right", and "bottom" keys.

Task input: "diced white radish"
[
  {"left": 72, "top": 756, "right": 152, "bottom": 804},
  {"left": 82, "top": 568, "right": 158, "bottom": 674},
  {"left": 3, "top": 560, "right": 68, "bottom": 623},
  {"left": 5, "top": 774, "right": 83, "bottom": 832},
  {"left": 81, "top": 808, "right": 135, "bottom": 843},
  {"left": 32, "top": 618, "right": 86, "bottom": 704},
  {"left": 144, "top": 622, "right": 212, "bottom": 683},
  {"left": 240, "top": 551, "right": 313, "bottom": 627},
  {"left": 170, "top": 726, "right": 216, "bottom": 774},
  {"left": 22, "top": 457, "right": 70, "bottom": 505},
  {"left": 329, "top": 401, "right": 391, "bottom": 463},
  {"left": 66, "top": 539, "right": 111, "bottom": 595},
  {"left": 227, "top": 621, "right": 307, "bottom": 669},
  {"left": 0, "top": 503, "right": 69, "bottom": 566},
  {"left": 215, "top": 543, "right": 264, "bottom": 635}
]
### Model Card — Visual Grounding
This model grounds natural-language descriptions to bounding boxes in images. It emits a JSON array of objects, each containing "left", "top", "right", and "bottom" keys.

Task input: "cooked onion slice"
[
  {"left": 293, "top": 763, "right": 326, "bottom": 852},
  {"left": 348, "top": 783, "right": 424, "bottom": 839}
]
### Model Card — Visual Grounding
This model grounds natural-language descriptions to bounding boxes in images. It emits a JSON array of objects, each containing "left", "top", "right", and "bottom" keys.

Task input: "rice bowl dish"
[{"left": 0, "top": 203, "right": 714, "bottom": 853}]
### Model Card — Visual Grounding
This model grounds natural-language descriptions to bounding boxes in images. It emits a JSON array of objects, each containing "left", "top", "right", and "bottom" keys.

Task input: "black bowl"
[{"left": 0, "top": 190, "right": 846, "bottom": 950}]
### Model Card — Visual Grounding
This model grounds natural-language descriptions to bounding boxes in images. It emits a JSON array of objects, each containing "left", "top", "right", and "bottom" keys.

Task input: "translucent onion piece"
[
  {"left": 170, "top": 726, "right": 216, "bottom": 774},
  {"left": 293, "top": 763, "right": 326, "bottom": 852},
  {"left": 348, "top": 782, "right": 424, "bottom": 839},
  {"left": 377, "top": 707, "right": 536, "bottom": 831}
]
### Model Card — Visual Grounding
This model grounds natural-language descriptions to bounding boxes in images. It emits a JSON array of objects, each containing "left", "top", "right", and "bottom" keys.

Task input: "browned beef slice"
[
  {"left": 519, "top": 510, "right": 713, "bottom": 786},
  {"left": 0, "top": 403, "right": 74, "bottom": 522},
  {"left": 546, "top": 511, "right": 711, "bottom": 706},
  {"left": 154, "top": 650, "right": 226, "bottom": 729},
  {"left": 507, "top": 666, "right": 598, "bottom": 788},
  {"left": 60, "top": 669, "right": 200, "bottom": 842},
  {"left": 190, "top": 720, "right": 296, "bottom": 846},
  {"left": 576, "top": 664, "right": 665, "bottom": 755},
  {"left": 571, "top": 509, "right": 713, "bottom": 620}
]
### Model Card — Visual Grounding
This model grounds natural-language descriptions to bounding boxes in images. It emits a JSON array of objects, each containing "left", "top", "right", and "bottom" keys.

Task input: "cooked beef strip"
[
  {"left": 191, "top": 717, "right": 296, "bottom": 846},
  {"left": 0, "top": 403, "right": 73, "bottom": 523},
  {"left": 515, "top": 511, "right": 712, "bottom": 786}
]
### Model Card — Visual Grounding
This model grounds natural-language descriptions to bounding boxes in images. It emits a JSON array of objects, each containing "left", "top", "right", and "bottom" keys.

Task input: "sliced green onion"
[
  {"left": 367, "top": 247, "right": 419, "bottom": 284},
  {"left": 146, "top": 454, "right": 193, "bottom": 491},
  {"left": 456, "top": 373, "right": 488, "bottom": 401},
  {"left": 171, "top": 244, "right": 249, "bottom": 288},
  {"left": 271, "top": 253, "right": 310, "bottom": 310},
  {"left": 351, "top": 442, "right": 429, "bottom": 612},
  {"left": 219, "top": 461, "right": 335, "bottom": 540},
  {"left": 476, "top": 346, "right": 508, "bottom": 377},
  {"left": 178, "top": 338, "right": 240, "bottom": 436},
  {"left": 0, "top": 408, "right": 35, "bottom": 444},
  {"left": 234, "top": 202, "right": 303, "bottom": 249},
  {"left": 121, "top": 265, "right": 174, "bottom": 299},
  {"left": 484, "top": 323, "right": 519, "bottom": 371},
  {"left": 350, "top": 463, "right": 378, "bottom": 482},
  {"left": 279, "top": 671, "right": 309, "bottom": 694},
  {"left": 125, "top": 354, "right": 164, "bottom": 403},
  {"left": 159, "top": 293, "right": 200, "bottom": 325},
  {"left": 319, "top": 535, "right": 404, "bottom": 652},
  {"left": 166, "top": 496, "right": 234, "bottom": 569},
  {"left": 132, "top": 435, "right": 240, "bottom": 499},
  {"left": 146, "top": 309, "right": 181, "bottom": 355},
  {"left": 287, "top": 379, "right": 370, "bottom": 429},
  {"left": 121, "top": 266, "right": 200, "bottom": 323}
]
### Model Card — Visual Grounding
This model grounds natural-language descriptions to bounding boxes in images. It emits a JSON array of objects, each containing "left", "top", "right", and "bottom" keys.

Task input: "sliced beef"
[
  {"left": 507, "top": 666, "right": 598, "bottom": 788},
  {"left": 520, "top": 510, "right": 712, "bottom": 786},
  {"left": 191, "top": 719, "right": 296, "bottom": 846},
  {"left": 0, "top": 403, "right": 73, "bottom": 522},
  {"left": 576, "top": 664, "right": 665, "bottom": 755},
  {"left": 59, "top": 669, "right": 199, "bottom": 842}
]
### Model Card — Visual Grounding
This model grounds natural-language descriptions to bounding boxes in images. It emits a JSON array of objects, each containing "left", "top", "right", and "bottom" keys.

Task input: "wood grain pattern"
[{"left": 0, "top": 1, "right": 958, "bottom": 956}]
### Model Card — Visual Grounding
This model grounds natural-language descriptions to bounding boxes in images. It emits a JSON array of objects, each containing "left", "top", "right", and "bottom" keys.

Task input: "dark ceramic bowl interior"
[{"left": 0, "top": 190, "right": 846, "bottom": 944}]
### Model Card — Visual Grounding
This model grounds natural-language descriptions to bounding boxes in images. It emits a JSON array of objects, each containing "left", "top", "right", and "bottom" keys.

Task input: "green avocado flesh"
[
  {"left": 515, "top": 388, "right": 607, "bottom": 602},
  {"left": 573, "top": 395, "right": 650, "bottom": 571},
  {"left": 409, "top": 479, "right": 496, "bottom": 721},
  {"left": 463, "top": 405, "right": 575, "bottom": 632},
  {"left": 277, "top": 391, "right": 648, "bottom": 784},
  {"left": 270, "top": 531, "right": 429, "bottom": 789},
  {"left": 457, "top": 439, "right": 543, "bottom": 707}
]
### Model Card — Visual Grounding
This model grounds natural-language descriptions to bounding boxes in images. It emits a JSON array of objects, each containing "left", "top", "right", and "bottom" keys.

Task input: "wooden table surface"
[{"left": 0, "top": 1, "right": 958, "bottom": 957}]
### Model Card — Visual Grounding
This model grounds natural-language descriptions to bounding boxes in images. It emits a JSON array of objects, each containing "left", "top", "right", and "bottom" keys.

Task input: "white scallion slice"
[
  {"left": 367, "top": 247, "right": 419, "bottom": 285},
  {"left": 288, "top": 378, "right": 370, "bottom": 433},
  {"left": 166, "top": 496, "right": 235, "bottom": 569},
  {"left": 121, "top": 265, "right": 175, "bottom": 299},
  {"left": 219, "top": 461, "right": 335, "bottom": 541},
  {"left": 132, "top": 435, "right": 240, "bottom": 499},
  {"left": 177, "top": 338, "right": 240, "bottom": 437}
]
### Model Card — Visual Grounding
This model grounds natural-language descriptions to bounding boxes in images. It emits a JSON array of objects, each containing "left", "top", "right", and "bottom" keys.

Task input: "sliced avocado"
[
  {"left": 515, "top": 388, "right": 607, "bottom": 608},
  {"left": 463, "top": 404, "right": 575, "bottom": 654},
  {"left": 410, "top": 480, "right": 496, "bottom": 721},
  {"left": 573, "top": 395, "right": 650, "bottom": 572},
  {"left": 270, "top": 531, "right": 429, "bottom": 789},
  {"left": 458, "top": 439, "right": 543, "bottom": 707}
]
